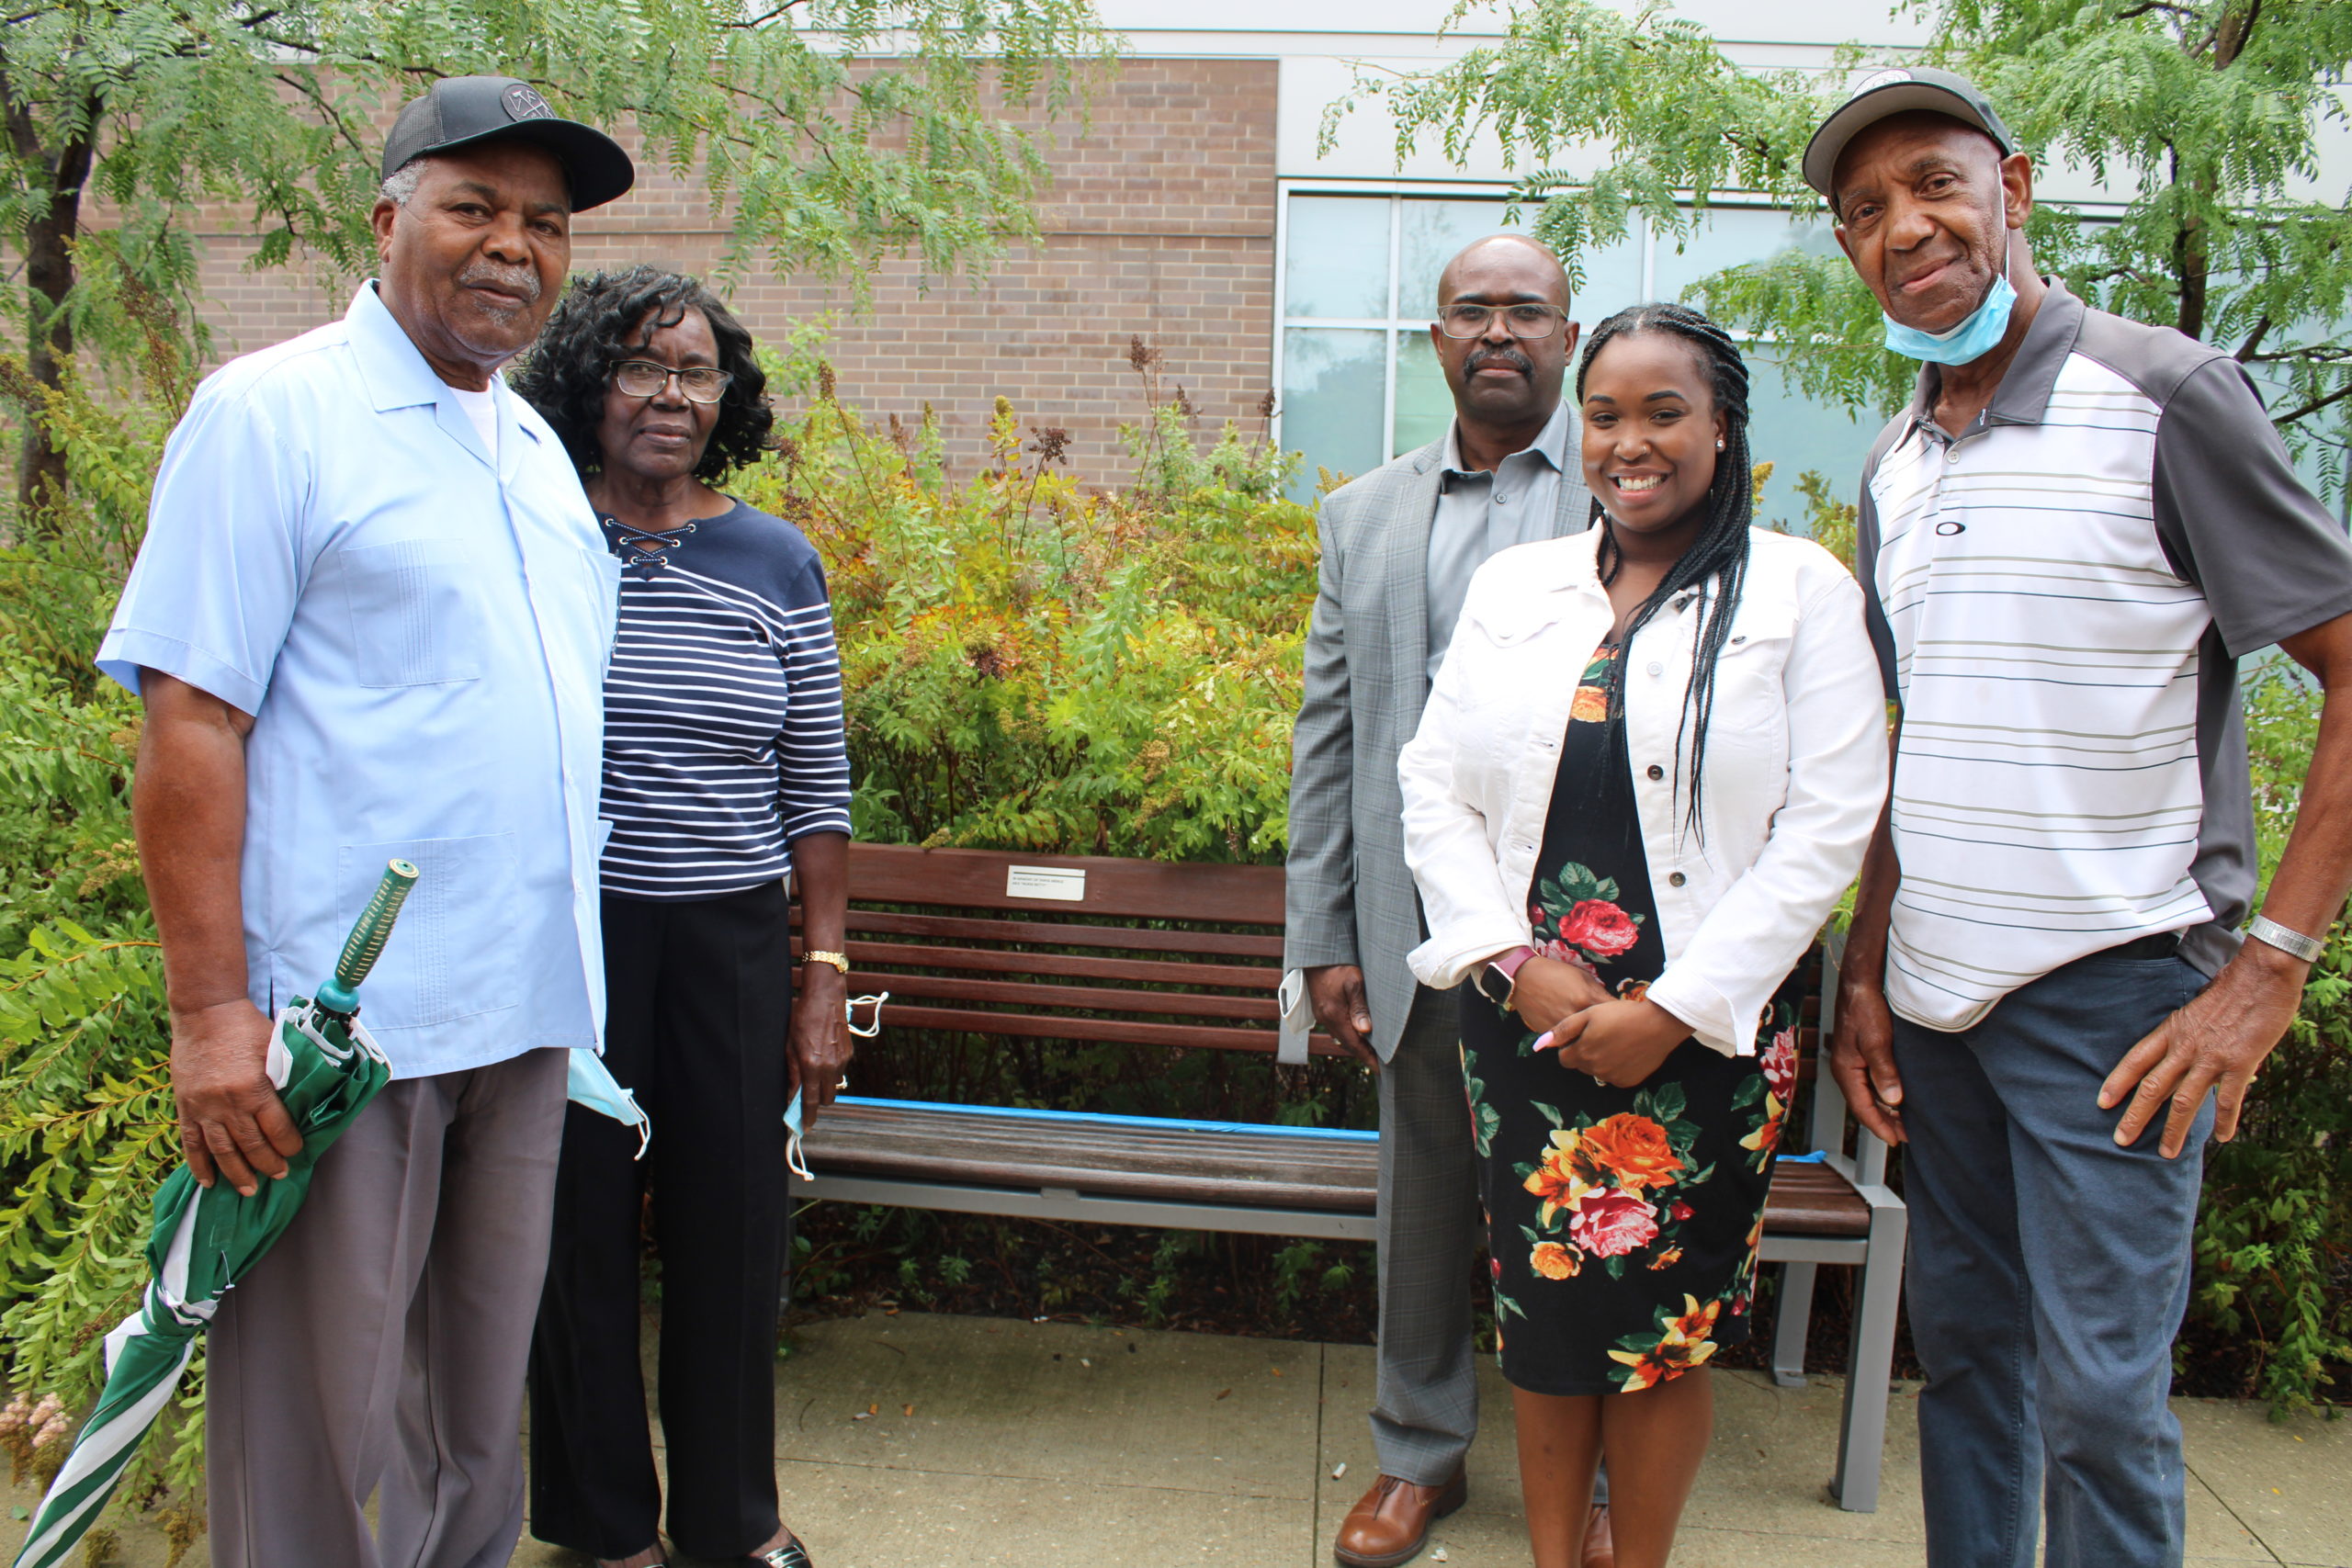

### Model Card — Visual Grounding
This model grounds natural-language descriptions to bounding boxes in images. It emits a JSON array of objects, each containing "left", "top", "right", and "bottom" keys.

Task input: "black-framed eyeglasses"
[
  {"left": 612, "top": 360, "right": 733, "bottom": 403},
  {"left": 1437, "top": 303, "right": 1569, "bottom": 340}
]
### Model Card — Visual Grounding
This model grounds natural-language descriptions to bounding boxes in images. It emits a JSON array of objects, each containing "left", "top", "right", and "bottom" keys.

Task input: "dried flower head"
[
  {"left": 815, "top": 360, "right": 837, "bottom": 402},
  {"left": 1256, "top": 389, "right": 1278, "bottom": 420},
  {"left": 1028, "top": 425, "right": 1072, "bottom": 466},
  {"left": 1127, "top": 335, "right": 1161, "bottom": 373}
]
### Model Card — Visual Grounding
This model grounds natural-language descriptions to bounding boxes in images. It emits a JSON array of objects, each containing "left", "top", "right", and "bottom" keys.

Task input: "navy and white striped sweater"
[{"left": 597, "top": 501, "right": 852, "bottom": 899}]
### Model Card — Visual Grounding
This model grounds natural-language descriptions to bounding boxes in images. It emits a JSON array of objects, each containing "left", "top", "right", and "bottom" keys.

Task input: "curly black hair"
[{"left": 512, "top": 265, "right": 774, "bottom": 482}]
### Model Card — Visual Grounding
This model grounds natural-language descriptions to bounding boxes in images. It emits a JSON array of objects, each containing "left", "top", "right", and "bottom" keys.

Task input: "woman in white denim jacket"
[{"left": 1398, "top": 305, "right": 1887, "bottom": 1568}]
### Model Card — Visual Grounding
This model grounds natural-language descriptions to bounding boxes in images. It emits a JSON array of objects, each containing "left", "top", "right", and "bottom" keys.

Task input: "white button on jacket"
[{"left": 1397, "top": 526, "right": 1890, "bottom": 1056}]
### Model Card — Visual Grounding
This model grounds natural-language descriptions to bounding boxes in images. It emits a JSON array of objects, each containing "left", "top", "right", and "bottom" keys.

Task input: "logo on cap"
[
  {"left": 503, "top": 85, "right": 553, "bottom": 122},
  {"left": 1856, "top": 69, "right": 1915, "bottom": 92}
]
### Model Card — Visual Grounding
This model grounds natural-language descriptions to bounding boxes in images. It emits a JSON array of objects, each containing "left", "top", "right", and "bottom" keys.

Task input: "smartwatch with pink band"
[{"left": 1474, "top": 944, "right": 1537, "bottom": 1007}]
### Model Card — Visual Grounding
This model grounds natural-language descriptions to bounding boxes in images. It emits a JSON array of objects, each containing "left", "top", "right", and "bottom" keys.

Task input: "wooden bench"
[{"left": 795, "top": 841, "right": 1906, "bottom": 1511}]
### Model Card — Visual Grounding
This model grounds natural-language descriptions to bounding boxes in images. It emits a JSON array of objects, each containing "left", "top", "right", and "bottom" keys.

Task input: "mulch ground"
[{"left": 783, "top": 1201, "right": 2342, "bottom": 1405}]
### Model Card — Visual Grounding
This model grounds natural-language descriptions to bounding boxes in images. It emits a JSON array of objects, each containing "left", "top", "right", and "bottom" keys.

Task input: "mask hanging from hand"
[{"left": 1882, "top": 271, "right": 2018, "bottom": 365}]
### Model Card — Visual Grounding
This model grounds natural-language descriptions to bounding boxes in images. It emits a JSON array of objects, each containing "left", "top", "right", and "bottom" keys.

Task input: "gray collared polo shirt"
[
  {"left": 1856, "top": 278, "right": 2352, "bottom": 1031},
  {"left": 1427, "top": 399, "right": 1576, "bottom": 681}
]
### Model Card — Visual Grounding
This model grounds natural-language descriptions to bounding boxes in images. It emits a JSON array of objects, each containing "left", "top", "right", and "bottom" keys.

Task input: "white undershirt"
[{"left": 451, "top": 382, "right": 498, "bottom": 459}]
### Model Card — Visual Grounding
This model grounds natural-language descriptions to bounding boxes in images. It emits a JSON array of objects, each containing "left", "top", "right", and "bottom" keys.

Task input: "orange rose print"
[
  {"left": 1530, "top": 1241, "right": 1581, "bottom": 1280},
  {"left": 1570, "top": 683, "right": 1610, "bottom": 725},
  {"left": 1579, "top": 1112, "right": 1684, "bottom": 1196}
]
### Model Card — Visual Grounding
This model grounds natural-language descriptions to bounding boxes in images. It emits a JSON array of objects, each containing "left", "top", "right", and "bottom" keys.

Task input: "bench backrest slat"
[
  {"left": 815, "top": 909, "right": 1288, "bottom": 961},
  {"left": 845, "top": 843, "right": 1284, "bottom": 924},
  {"left": 877, "top": 1000, "right": 1332, "bottom": 1055},
  {"left": 843, "top": 939, "right": 1280, "bottom": 993}
]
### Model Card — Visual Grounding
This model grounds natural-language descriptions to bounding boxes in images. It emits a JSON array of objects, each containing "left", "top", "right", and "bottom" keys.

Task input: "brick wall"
[{"left": 188, "top": 58, "right": 1281, "bottom": 485}]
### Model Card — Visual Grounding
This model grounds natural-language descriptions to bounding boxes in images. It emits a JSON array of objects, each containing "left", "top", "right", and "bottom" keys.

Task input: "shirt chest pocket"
[
  {"left": 339, "top": 536, "right": 483, "bottom": 687},
  {"left": 1706, "top": 604, "right": 1801, "bottom": 735}
]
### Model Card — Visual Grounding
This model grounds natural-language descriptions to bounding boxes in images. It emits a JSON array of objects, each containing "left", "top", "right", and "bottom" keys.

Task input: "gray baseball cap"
[
  {"left": 382, "top": 75, "right": 635, "bottom": 212},
  {"left": 1802, "top": 66, "right": 2018, "bottom": 199}
]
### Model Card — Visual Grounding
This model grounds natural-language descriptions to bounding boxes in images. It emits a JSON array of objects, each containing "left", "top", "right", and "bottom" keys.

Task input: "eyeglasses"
[
  {"left": 1437, "top": 303, "right": 1569, "bottom": 340},
  {"left": 611, "top": 360, "right": 733, "bottom": 403}
]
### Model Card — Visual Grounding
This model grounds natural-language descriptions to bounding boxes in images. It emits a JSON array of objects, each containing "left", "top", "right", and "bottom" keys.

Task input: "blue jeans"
[{"left": 1892, "top": 947, "right": 2213, "bottom": 1568}]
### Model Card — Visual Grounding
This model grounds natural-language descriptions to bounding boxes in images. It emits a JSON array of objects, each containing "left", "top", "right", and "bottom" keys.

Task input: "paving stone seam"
[
  {"left": 2184, "top": 1463, "right": 2290, "bottom": 1565},
  {"left": 1311, "top": 1342, "right": 1331, "bottom": 1568},
  {"left": 771, "top": 1454, "right": 1309, "bottom": 1501}
]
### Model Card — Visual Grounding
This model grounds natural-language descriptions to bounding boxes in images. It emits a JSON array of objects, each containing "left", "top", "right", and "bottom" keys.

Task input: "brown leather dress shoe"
[
  {"left": 1581, "top": 1503, "right": 1617, "bottom": 1568},
  {"left": 1332, "top": 1472, "right": 1468, "bottom": 1568}
]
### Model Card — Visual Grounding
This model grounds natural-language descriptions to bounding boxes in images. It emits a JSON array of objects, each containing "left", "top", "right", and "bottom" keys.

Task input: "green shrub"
[
  {"left": 2191, "top": 665, "right": 2352, "bottom": 1412},
  {"left": 0, "top": 321, "right": 2342, "bottom": 1568}
]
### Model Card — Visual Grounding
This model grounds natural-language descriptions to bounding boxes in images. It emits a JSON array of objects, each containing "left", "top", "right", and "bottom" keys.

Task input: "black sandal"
[{"left": 746, "top": 1538, "right": 813, "bottom": 1568}]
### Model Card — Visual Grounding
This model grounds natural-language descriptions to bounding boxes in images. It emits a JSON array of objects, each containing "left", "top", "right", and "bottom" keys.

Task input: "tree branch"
[
  {"left": 2236, "top": 312, "right": 2273, "bottom": 363},
  {"left": 2271, "top": 379, "right": 2352, "bottom": 429}
]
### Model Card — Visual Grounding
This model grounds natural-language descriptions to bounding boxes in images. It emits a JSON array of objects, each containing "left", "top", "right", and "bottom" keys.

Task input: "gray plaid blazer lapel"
[{"left": 1380, "top": 443, "right": 1446, "bottom": 688}]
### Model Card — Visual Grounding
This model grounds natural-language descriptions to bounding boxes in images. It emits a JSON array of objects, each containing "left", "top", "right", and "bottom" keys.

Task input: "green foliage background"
[{"left": 0, "top": 323, "right": 2342, "bottom": 1554}]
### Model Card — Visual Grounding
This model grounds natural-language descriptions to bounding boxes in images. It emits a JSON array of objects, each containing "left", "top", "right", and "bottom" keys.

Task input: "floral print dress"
[{"left": 1460, "top": 642, "right": 1800, "bottom": 1396}]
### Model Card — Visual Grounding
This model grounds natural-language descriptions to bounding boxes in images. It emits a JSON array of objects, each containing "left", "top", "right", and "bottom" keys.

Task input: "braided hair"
[{"left": 1575, "top": 301, "right": 1755, "bottom": 839}]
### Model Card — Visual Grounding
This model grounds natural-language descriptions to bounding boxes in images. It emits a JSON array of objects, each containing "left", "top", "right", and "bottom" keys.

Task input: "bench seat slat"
[
  {"left": 803, "top": 1100, "right": 1373, "bottom": 1212},
  {"left": 801, "top": 1102, "right": 1873, "bottom": 1238}
]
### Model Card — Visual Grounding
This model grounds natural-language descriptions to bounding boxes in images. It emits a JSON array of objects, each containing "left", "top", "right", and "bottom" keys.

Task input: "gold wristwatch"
[{"left": 801, "top": 949, "right": 851, "bottom": 976}]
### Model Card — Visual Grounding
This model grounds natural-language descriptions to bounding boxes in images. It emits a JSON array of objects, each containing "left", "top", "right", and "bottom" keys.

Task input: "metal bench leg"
[
  {"left": 1773, "top": 1261, "right": 1816, "bottom": 1389},
  {"left": 1831, "top": 1195, "right": 1908, "bottom": 1513}
]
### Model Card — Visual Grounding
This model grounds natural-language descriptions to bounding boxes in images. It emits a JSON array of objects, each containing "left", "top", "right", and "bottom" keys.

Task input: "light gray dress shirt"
[{"left": 1425, "top": 399, "right": 1577, "bottom": 680}]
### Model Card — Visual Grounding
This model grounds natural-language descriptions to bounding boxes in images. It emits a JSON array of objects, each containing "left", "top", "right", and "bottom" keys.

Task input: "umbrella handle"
[{"left": 315, "top": 859, "right": 422, "bottom": 1016}]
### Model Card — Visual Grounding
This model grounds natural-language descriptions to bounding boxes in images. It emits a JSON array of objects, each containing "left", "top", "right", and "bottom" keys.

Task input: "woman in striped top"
[{"left": 514, "top": 266, "right": 850, "bottom": 1568}]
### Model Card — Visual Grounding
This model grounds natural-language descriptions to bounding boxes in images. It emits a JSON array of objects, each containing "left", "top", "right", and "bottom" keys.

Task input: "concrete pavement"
[{"left": 9, "top": 1309, "right": 2346, "bottom": 1565}]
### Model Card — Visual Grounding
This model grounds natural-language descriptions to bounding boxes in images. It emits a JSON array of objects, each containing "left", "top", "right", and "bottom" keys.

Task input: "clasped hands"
[
  {"left": 1510, "top": 954, "right": 1690, "bottom": 1088},
  {"left": 1302, "top": 954, "right": 1691, "bottom": 1084}
]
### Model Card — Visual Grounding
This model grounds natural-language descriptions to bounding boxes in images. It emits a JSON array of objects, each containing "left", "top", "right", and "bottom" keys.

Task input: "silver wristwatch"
[{"left": 2246, "top": 913, "right": 2326, "bottom": 964}]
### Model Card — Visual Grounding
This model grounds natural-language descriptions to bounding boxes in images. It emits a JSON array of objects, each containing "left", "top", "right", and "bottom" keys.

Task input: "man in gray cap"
[
  {"left": 1810, "top": 67, "right": 2352, "bottom": 1568},
  {"left": 100, "top": 77, "right": 632, "bottom": 1566}
]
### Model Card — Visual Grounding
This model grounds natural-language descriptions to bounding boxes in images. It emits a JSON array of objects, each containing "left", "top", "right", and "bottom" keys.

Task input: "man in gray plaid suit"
[{"left": 1287, "top": 234, "right": 1604, "bottom": 1568}]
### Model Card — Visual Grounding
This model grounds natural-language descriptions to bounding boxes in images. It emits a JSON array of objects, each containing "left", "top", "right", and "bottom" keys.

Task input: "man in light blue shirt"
[{"left": 100, "top": 77, "right": 633, "bottom": 1568}]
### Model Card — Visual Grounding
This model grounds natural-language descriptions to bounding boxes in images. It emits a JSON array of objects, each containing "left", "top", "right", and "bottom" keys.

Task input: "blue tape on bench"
[{"left": 837, "top": 1095, "right": 1380, "bottom": 1144}]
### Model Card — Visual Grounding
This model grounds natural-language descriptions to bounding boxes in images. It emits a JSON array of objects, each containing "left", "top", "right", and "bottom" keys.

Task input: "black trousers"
[{"left": 529, "top": 884, "right": 796, "bottom": 1560}]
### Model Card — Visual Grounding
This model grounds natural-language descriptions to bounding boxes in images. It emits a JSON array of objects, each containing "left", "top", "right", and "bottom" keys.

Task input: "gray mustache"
[{"left": 458, "top": 263, "right": 541, "bottom": 305}]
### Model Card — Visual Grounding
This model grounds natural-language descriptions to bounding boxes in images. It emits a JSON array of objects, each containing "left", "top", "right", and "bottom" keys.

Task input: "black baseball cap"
[
  {"left": 1802, "top": 66, "right": 2018, "bottom": 200},
  {"left": 382, "top": 76, "right": 635, "bottom": 212}
]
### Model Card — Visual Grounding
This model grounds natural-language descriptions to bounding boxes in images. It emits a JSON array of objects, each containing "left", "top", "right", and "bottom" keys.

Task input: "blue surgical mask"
[
  {"left": 784, "top": 1090, "right": 813, "bottom": 1180},
  {"left": 566, "top": 1049, "right": 650, "bottom": 1159},
  {"left": 1882, "top": 272, "right": 2018, "bottom": 365}
]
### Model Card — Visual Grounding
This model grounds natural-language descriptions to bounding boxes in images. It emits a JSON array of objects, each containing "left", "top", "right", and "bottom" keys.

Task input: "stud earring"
[{"left": 1715, "top": 438, "right": 1725, "bottom": 450}]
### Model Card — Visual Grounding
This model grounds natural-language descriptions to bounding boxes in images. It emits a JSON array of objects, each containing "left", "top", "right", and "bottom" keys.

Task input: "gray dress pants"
[
  {"left": 1370, "top": 985, "right": 1484, "bottom": 1484},
  {"left": 205, "top": 1045, "right": 569, "bottom": 1568}
]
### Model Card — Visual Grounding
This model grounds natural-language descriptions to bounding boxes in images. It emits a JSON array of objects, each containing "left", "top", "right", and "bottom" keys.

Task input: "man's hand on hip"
[
  {"left": 1306, "top": 964, "right": 1379, "bottom": 1069},
  {"left": 2101, "top": 941, "right": 2305, "bottom": 1159},
  {"left": 172, "top": 997, "right": 301, "bottom": 1195}
]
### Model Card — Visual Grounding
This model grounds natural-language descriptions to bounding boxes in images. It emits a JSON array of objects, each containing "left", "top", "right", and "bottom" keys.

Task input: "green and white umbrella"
[{"left": 12, "top": 861, "right": 420, "bottom": 1568}]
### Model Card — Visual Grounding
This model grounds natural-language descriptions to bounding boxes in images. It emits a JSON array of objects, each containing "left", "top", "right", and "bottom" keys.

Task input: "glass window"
[
  {"left": 1278, "top": 192, "right": 1877, "bottom": 526},
  {"left": 1649, "top": 207, "right": 1838, "bottom": 308},
  {"left": 1745, "top": 356, "right": 1884, "bottom": 531},
  {"left": 1280, "top": 328, "right": 1387, "bottom": 491},
  {"left": 1278, "top": 193, "right": 1649, "bottom": 501},
  {"left": 1285, "top": 197, "right": 1394, "bottom": 321}
]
